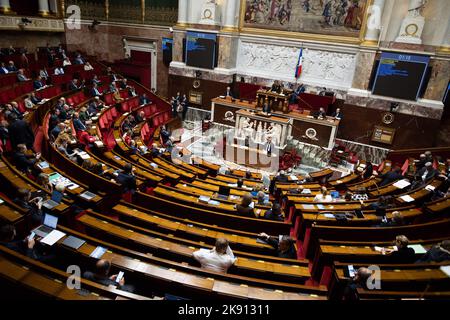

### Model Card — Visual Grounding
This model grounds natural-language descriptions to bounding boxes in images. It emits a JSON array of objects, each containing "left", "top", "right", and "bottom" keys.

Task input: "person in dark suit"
[
  {"left": 150, "top": 143, "right": 161, "bottom": 158},
  {"left": 7, "top": 60, "right": 17, "bottom": 72},
  {"left": 378, "top": 168, "right": 403, "bottom": 187},
  {"left": 0, "top": 62, "right": 9, "bottom": 74},
  {"left": 139, "top": 93, "right": 151, "bottom": 106},
  {"left": 257, "top": 233, "right": 297, "bottom": 259},
  {"left": 83, "top": 259, "right": 135, "bottom": 293},
  {"left": 181, "top": 94, "right": 189, "bottom": 121},
  {"left": 362, "top": 161, "right": 373, "bottom": 179},
  {"left": 90, "top": 83, "right": 102, "bottom": 97},
  {"left": 72, "top": 112, "right": 87, "bottom": 132},
  {"left": 17, "top": 69, "right": 29, "bottom": 82},
  {"left": 115, "top": 163, "right": 137, "bottom": 193},
  {"left": 30, "top": 92, "right": 42, "bottom": 105},
  {"left": 275, "top": 170, "right": 289, "bottom": 183},
  {"left": 13, "top": 188, "right": 43, "bottom": 225},
  {"left": 33, "top": 76, "right": 45, "bottom": 90},
  {"left": 236, "top": 194, "right": 256, "bottom": 218},
  {"left": 224, "top": 86, "right": 234, "bottom": 98},
  {"left": 314, "top": 107, "right": 327, "bottom": 119},
  {"left": 13, "top": 144, "right": 40, "bottom": 173},
  {"left": 415, "top": 154, "right": 427, "bottom": 172},
  {"left": 270, "top": 80, "right": 282, "bottom": 94},
  {"left": 265, "top": 136, "right": 275, "bottom": 157},
  {"left": 135, "top": 111, "right": 145, "bottom": 123},
  {"left": 0, "top": 225, "right": 37, "bottom": 259},
  {"left": 8, "top": 115, "right": 35, "bottom": 149},
  {"left": 416, "top": 240, "right": 450, "bottom": 263},
  {"left": 289, "top": 83, "right": 305, "bottom": 104},
  {"left": 332, "top": 107, "right": 343, "bottom": 120},
  {"left": 414, "top": 162, "right": 438, "bottom": 183},
  {"left": 5, "top": 103, "right": 23, "bottom": 120},
  {"left": 385, "top": 235, "right": 416, "bottom": 263},
  {"left": 342, "top": 267, "right": 372, "bottom": 301},
  {"left": 264, "top": 203, "right": 284, "bottom": 221}
]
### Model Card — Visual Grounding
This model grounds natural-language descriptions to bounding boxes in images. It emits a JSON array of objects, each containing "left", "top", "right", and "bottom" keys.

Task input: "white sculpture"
[{"left": 395, "top": 0, "right": 427, "bottom": 44}]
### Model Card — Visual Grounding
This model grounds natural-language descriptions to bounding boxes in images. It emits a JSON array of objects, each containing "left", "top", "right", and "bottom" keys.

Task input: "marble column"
[
  {"left": 172, "top": 29, "right": 186, "bottom": 63},
  {"left": 177, "top": 0, "right": 189, "bottom": 26},
  {"left": 422, "top": 59, "right": 450, "bottom": 102},
  {"left": 38, "top": 0, "right": 51, "bottom": 16},
  {"left": 49, "top": 0, "right": 58, "bottom": 14},
  {"left": 363, "top": 0, "right": 385, "bottom": 45},
  {"left": 217, "top": 34, "right": 239, "bottom": 70},
  {"left": 350, "top": 50, "right": 377, "bottom": 91},
  {"left": 223, "top": 0, "right": 238, "bottom": 30},
  {"left": 0, "top": 0, "right": 14, "bottom": 14}
]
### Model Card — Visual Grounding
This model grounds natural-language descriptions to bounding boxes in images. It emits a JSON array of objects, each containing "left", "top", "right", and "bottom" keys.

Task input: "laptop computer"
[
  {"left": 32, "top": 213, "right": 58, "bottom": 238},
  {"left": 42, "top": 199, "right": 59, "bottom": 210},
  {"left": 331, "top": 191, "right": 340, "bottom": 199},
  {"left": 80, "top": 191, "right": 96, "bottom": 200},
  {"left": 217, "top": 185, "right": 230, "bottom": 200},
  {"left": 62, "top": 236, "right": 86, "bottom": 250}
]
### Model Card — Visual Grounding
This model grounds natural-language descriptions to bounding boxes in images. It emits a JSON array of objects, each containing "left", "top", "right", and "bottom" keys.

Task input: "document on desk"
[
  {"left": 408, "top": 244, "right": 427, "bottom": 254},
  {"left": 41, "top": 230, "right": 66, "bottom": 246},
  {"left": 198, "top": 195, "right": 210, "bottom": 203},
  {"left": 393, "top": 179, "right": 411, "bottom": 189},
  {"left": 316, "top": 204, "right": 325, "bottom": 210},
  {"left": 323, "top": 214, "right": 335, "bottom": 218},
  {"left": 301, "top": 189, "right": 311, "bottom": 194},
  {"left": 90, "top": 246, "right": 107, "bottom": 259},
  {"left": 425, "top": 185, "right": 435, "bottom": 191},
  {"left": 207, "top": 200, "right": 220, "bottom": 206},
  {"left": 440, "top": 266, "right": 450, "bottom": 278},
  {"left": 400, "top": 195, "right": 415, "bottom": 202},
  {"left": 302, "top": 204, "right": 315, "bottom": 210},
  {"left": 289, "top": 175, "right": 298, "bottom": 181}
]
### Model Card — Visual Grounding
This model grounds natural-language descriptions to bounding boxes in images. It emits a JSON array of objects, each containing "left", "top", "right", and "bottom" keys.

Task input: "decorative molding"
[
  {"left": 0, "top": 15, "right": 64, "bottom": 32},
  {"left": 236, "top": 40, "right": 357, "bottom": 90}
]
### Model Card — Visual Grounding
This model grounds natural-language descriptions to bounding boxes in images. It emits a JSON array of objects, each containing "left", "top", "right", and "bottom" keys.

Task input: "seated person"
[
  {"left": 83, "top": 259, "right": 135, "bottom": 293},
  {"left": 54, "top": 66, "right": 65, "bottom": 75},
  {"left": 236, "top": 193, "right": 256, "bottom": 218},
  {"left": 342, "top": 267, "right": 372, "bottom": 301},
  {"left": 378, "top": 211, "right": 405, "bottom": 227},
  {"left": 313, "top": 107, "right": 327, "bottom": 119},
  {"left": 314, "top": 187, "right": 333, "bottom": 202},
  {"left": 224, "top": 86, "right": 234, "bottom": 98},
  {"left": 51, "top": 183, "right": 67, "bottom": 203},
  {"left": 364, "top": 195, "right": 393, "bottom": 216},
  {"left": 257, "top": 191, "right": 269, "bottom": 205},
  {"left": 414, "top": 162, "right": 438, "bottom": 184},
  {"left": 17, "top": 69, "right": 29, "bottom": 82},
  {"left": 33, "top": 76, "right": 46, "bottom": 90},
  {"left": 361, "top": 161, "right": 373, "bottom": 179},
  {"left": 0, "top": 225, "right": 38, "bottom": 260},
  {"left": 275, "top": 170, "right": 289, "bottom": 183},
  {"left": 36, "top": 173, "right": 53, "bottom": 193},
  {"left": 257, "top": 233, "right": 297, "bottom": 259},
  {"left": 378, "top": 167, "right": 403, "bottom": 187},
  {"left": 13, "top": 144, "right": 41, "bottom": 174},
  {"left": 192, "top": 238, "right": 236, "bottom": 273},
  {"left": 72, "top": 112, "right": 87, "bottom": 132},
  {"left": 381, "top": 235, "right": 416, "bottom": 263},
  {"left": 150, "top": 143, "right": 161, "bottom": 158},
  {"left": 264, "top": 203, "right": 284, "bottom": 221},
  {"left": 115, "top": 163, "right": 137, "bottom": 194},
  {"left": 90, "top": 83, "right": 102, "bottom": 97},
  {"left": 139, "top": 93, "right": 151, "bottom": 106},
  {"left": 135, "top": 111, "right": 146, "bottom": 123},
  {"left": 332, "top": 108, "right": 343, "bottom": 120},
  {"left": 14, "top": 188, "right": 43, "bottom": 224},
  {"left": 55, "top": 137, "right": 77, "bottom": 161},
  {"left": 416, "top": 240, "right": 450, "bottom": 263}
]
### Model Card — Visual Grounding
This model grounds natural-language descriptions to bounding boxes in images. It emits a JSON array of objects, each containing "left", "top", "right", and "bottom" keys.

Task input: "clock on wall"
[
  {"left": 405, "top": 23, "right": 419, "bottom": 36},
  {"left": 193, "top": 80, "right": 201, "bottom": 89},
  {"left": 203, "top": 9, "right": 213, "bottom": 20},
  {"left": 382, "top": 112, "right": 395, "bottom": 125}
]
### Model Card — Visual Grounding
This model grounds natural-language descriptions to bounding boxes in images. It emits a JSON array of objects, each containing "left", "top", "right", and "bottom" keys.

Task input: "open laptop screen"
[{"left": 43, "top": 214, "right": 58, "bottom": 229}]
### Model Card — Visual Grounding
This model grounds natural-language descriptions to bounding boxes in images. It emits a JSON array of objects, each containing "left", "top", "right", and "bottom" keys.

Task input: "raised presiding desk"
[{"left": 211, "top": 97, "right": 340, "bottom": 149}]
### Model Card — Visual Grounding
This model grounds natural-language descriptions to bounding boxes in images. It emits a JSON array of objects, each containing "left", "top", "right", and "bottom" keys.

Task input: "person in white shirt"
[
  {"left": 192, "top": 238, "right": 236, "bottom": 273},
  {"left": 54, "top": 67, "right": 65, "bottom": 75},
  {"left": 84, "top": 62, "right": 94, "bottom": 71},
  {"left": 63, "top": 57, "right": 72, "bottom": 66},
  {"left": 314, "top": 186, "right": 333, "bottom": 203},
  {"left": 39, "top": 68, "right": 49, "bottom": 80}
]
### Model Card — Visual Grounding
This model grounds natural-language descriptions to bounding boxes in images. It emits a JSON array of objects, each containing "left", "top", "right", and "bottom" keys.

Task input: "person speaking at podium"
[
  {"left": 224, "top": 86, "right": 234, "bottom": 99},
  {"left": 270, "top": 80, "right": 283, "bottom": 94},
  {"left": 265, "top": 136, "right": 275, "bottom": 157}
]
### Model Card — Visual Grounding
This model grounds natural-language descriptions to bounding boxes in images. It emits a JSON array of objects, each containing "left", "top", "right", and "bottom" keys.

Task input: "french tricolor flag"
[{"left": 295, "top": 48, "right": 303, "bottom": 79}]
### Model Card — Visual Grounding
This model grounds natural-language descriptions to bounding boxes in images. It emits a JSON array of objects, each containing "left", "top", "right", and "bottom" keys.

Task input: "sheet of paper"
[
  {"left": 440, "top": 266, "right": 450, "bottom": 278},
  {"left": 316, "top": 204, "right": 325, "bottom": 210},
  {"left": 373, "top": 246, "right": 384, "bottom": 252},
  {"left": 408, "top": 244, "right": 427, "bottom": 254},
  {"left": 301, "top": 189, "right": 311, "bottom": 194},
  {"left": 41, "top": 230, "right": 66, "bottom": 246},
  {"left": 90, "top": 246, "right": 107, "bottom": 259},
  {"left": 400, "top": 195, "right": 415, "bottom": 202},
  {"left": 393, "top": 179, "right": 411, "bottom": 189},
  {"left": 289, "top": 175, "right": 298, "bottom": 181},
  {"left": 425, "top": 185, "right": 435, "bottom": 191},
  {"left": 302, "top": 204, "right": 315, "bottom": 210},
  {"left": 323, "top": 214, "right": 335, "bottom": 218},
  {"left": 67, "top": 184, "right": 79, "bottom": 190}
]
